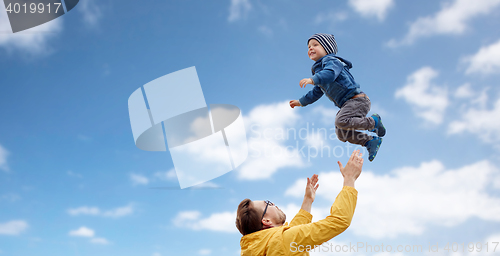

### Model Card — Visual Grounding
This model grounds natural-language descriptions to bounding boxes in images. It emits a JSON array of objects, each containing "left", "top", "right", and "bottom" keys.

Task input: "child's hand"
[
  {"left": 299, "top": 78, "right": 314, "bottom": 88},
  {"left": 289, "top": 100, "right": 302, "bottom": 108}
]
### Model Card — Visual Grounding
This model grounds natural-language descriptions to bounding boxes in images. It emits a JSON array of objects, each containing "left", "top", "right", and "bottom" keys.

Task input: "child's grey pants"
[{"left": 335, "top": 96, "right": 375, "bottom": 146}]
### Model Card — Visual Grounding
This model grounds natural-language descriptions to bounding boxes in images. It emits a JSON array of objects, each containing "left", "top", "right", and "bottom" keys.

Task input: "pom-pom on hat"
[{"left": 308, "top": 33, "right": 338, "bottom": 55}]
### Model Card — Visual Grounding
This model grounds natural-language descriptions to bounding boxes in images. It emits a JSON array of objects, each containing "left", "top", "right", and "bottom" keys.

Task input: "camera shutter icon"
[{"left": 128, "top": 67, "right": 248, "bottom": 189}]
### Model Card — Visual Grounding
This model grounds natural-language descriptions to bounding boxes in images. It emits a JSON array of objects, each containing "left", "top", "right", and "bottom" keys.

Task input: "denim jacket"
[{"left": 299, "top": 53, "right": 362, "bottom": 108}]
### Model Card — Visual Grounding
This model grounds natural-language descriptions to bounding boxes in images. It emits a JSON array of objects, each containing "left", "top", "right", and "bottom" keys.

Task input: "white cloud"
[
  {"left": 463, "top": 39, "right": 500, "bottom": 75},
  {"left": 90, "top": 237, "right": 109, "bottom": 244},
  {"left": 388, "top": 0, "right": 500, "bottom": 46},
  {"left": 277, "top": 201, "right": 332, "bottom": 226},
  {"left": 485, "top": 233, "right": 500, "bottom": 247},
  {"left": 173, "top": 211, "right": 237, "bottom": 233},
  {"left": 191, "top": 181, "right": 221, "bottom": 189},
  {"left": 199, "top": 249, "right": 212, "bottom": 255},
  {"left": 68, "top": 206, "right": 100, "bottom": 216},
  {"left": 448, "top": 97, "right": 500, "bottom": 144},
  {"left": 348, "top": 0, "right": 394, "bottom": 21},
  {"left": 285, "top": 182, "right": 307, "bottom": 198},
  {"left": 161, "top": 105, "right": 248, "bottom": 187},
  {"left": 257, "top": 25, "right": 273, "bottom": 37},
  {"left": 312, "top": 105, "right": 337, "bottom": 127},
  {"left": 0, "top": 220, "right": 28, "bottom": 235},
  {"left": 69, "top": 226, "right": 95, "bottom": 237},
  {"left": 130, "top": 173, "right": 149, "bottom": 186},
  {"left": 456, "top": 86, "right": 489, "bottom": 109},
  {"left": 237, "top": 101, "right": 306, "bottom": 180},
  {"left": 286, "top": 159, "right": 500, "bottom": 239},
  {"left": 78, "top": 0, "right": 102, "bottom": 27},
  {"left": 67, "top": 204, "right": 134, "bottom": 218},
  {"left": 174, "top": 211, "right": 201, "bottom": 222},
  {"left": 69, "top": 226, "right": 110, "bottom": 245},
  {"left": 395, "top": 67, "right": 449, "bottom": 125},
  {"left": 454, "top": 83, "right": 474, "bottom": 98},
  {"left": 154, "top": 169, "right": 177, "bottom": 180},
  {"left": 228, "top": 0, "right": 252, "bottom": 22},
  {"left": 102, "top": 204, "right": 134, "bottom": 218},
  {"left": 196, "top": 212, "right": 237, "bottom": 232},
  {"left": 0, "top": 3, "right": 63, "bottom": 55},
  {"left": 277, "top": 203, "right": 301, "bottom": 223},
  {"left": 369, "top": 102, "right": 390, "bottom": 118},
  {"left": 188, "top": 115, "right": 214, "bottom": 142},
  {"left": 170, "top": 132, "right": 231, "bottom": 177},
  {"left": 305, "top": 131, "right": 329, "bottom": 149},
  {"left": 0, "top": 144, "right": 9, "bottom": 172},
  {"left": 157, "top": 107, "right": 247, "bottom": 189}
]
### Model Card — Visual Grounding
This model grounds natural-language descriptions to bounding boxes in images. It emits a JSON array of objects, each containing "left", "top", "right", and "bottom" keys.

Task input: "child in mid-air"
[{"left": 289, "top": 33, "right": 386, "bottom": 161}]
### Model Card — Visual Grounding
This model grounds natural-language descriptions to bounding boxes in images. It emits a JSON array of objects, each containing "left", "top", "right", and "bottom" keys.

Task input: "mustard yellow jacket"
[{"left": 240, "top": 186, "right": 358, "bottom": 256}]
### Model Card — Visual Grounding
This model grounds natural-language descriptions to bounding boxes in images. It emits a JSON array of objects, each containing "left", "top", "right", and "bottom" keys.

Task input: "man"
[{"left": 235, "top": 150, "right": 363, "bottom": 256}]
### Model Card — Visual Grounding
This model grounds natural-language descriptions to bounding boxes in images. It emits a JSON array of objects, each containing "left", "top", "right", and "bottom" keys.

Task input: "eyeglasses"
[{"left": 261, "top": 200, "right": 274, "bottom": 219}]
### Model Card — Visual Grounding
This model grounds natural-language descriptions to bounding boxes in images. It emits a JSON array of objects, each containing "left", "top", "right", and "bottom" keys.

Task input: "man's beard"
[{"left": 278, "top": 209, "right": 287, "bottom": 225}]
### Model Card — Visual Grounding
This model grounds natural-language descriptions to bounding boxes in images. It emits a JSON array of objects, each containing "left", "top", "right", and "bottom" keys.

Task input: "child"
[{"left": 289, "top": 33, "right": 386, "bottom": 161}]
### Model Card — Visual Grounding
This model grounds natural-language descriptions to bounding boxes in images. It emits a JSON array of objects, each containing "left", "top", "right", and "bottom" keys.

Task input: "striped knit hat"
[{"left": 308, "top": 33, "right": 338, "bottom": 55}]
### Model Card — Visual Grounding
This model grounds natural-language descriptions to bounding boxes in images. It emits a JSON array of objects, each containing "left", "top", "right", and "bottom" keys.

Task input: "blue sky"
[{"left": 1, "top": 0, "right": 500, "bottom": 255}]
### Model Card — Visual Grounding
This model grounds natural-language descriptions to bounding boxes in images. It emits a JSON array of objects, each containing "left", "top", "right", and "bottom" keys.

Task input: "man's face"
[
  {"left": 253, "top": 200, "right": 286, "bottom": 227},
  {"left": 308, "top": 39, "right": 327, "bottom": 61}
]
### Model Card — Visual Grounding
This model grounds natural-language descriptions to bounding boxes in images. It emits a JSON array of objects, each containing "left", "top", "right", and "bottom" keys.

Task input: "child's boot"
[
  {"left": 365, "top": 137, "right": 382, "bottom": 162},
  {"left": 371, "top": 114, "right": 386, "bottom": 137}
]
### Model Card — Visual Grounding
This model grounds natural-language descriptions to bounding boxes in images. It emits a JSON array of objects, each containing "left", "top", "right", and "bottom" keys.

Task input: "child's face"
[{"left": 308, "top": 39, "right": 327, "bottom": 61}]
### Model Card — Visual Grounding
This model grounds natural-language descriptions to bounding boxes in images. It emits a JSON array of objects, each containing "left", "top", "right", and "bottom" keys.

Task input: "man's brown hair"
[{"left": 235, "top": 198, "right": 263, "bottom": 236}]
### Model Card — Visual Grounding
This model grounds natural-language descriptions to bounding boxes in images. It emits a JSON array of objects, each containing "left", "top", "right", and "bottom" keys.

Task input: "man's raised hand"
[
  {"left": 337, "top": 150, "right": 363, "bottom": 188},
  {"left": 304, "top": 174, "right": 319, "bottom": 202},
  {"left": 301, "top": 174, "right": 319, "bottom": 213}
]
